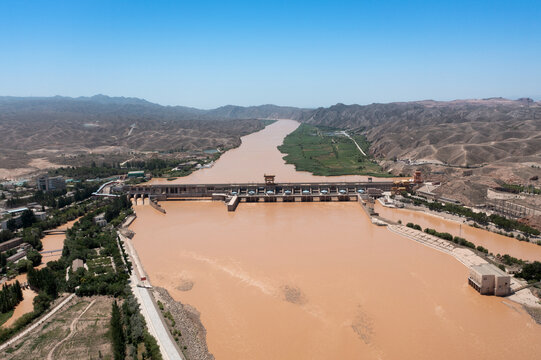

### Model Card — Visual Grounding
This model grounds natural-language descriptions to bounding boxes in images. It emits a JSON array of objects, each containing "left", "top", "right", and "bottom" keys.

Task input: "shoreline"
[
  {"left": 153, "top": 287, "right": 215, "bottom": 360},
  {"left": 384, "top": 222, "right": 541, "bottom": 312},
  {"left": 127, "top": 118, "right": 541, "bottom": 358},
  {"left": 398, "top": 202, "right": 541, "bottom": 245}
]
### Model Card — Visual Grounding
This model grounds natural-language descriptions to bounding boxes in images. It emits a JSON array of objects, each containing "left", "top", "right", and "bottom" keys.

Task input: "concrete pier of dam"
[{"left": 126, "top": 179, "right": 395, "bottom": 211}]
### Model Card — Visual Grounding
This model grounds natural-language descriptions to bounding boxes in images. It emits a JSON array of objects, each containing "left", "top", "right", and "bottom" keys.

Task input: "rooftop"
[
  {"left": 471, "top": 263, "right": 509, "bottom": 277},
  {"left": 6, "top": 207, "right": 28, "bottom": 214}
]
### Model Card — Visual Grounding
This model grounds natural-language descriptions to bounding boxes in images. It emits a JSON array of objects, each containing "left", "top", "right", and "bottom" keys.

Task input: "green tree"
[
  {"left": 20, "top": 209, "right": 36, "bottom": 228},
  {"left": 0, "top": 253, "right": 6, "bottom": 268},
  {"left": 6, "top": 219, "right": 18, "bottom": 231},
  {"left": 517, "top": 261, "right": 541, "bottom": 282},
  {"left": 16, "top": 259, "right": 33, "bottom": 273},
  {"left": 33, "top": 292, "right": 52, "bottom": 313},
  {"left": 27, "top": 249, "right": 42, "bottom": 267},
  {"left": 110, "top": 301, "right": 126, "bottom": 360}
]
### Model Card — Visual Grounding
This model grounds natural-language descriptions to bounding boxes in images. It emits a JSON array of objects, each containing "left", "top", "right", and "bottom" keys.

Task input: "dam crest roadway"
[{"left": 125, "top": 175, "right": 402, "bottom": 211}]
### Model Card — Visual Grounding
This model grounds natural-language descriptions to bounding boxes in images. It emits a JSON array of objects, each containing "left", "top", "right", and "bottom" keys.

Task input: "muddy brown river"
[
  {"left": 131, "top": 120, "right": 541, "bottom": 359},
  {"left": 2, "top": 219, "right": 78, "bottom": 328}
]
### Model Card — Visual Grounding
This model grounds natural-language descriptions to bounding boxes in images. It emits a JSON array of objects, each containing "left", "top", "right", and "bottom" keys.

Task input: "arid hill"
[
  {"left": 2, "top": 95, "right": 540, "bottom": 206},
  {"left": 299, "top": 98, "right": 541, "bottom": 167},
  {"left": 0, "top": 96, "right": 302, "bottom": 178},
  {"left": 298, "top": 98, "right": 541, "bottom": 205}
]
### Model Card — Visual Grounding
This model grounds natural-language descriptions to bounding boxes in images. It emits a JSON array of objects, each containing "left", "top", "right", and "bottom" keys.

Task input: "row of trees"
[
  {"left": 51, "top": 164, "right": 125, "bottom": 180},
  {"left": 51, "top": 158, "right": 182, "bottom": 180},
  {"left": 111, "top": 301, "right": 126, "bottom": 359},
  {"left": 126, "top": 158, "right": 179, "bottom": 171},
  {"left": 498, "top": 183, "right": 541, "bottom": 195},
  {"left": 406, "top": 222, "right": 479, "bottom": 251},
  {"left": 403, "top": 222, "right": 534, "bottom": 274},
  {"left": 110, "top": 296, "right": 162, "bottom": 360},
  {"left": 405, "top": 193, "right": 540, "bottom": 236},
  {"left": 0, "top": 281, "right": 23, "bottom": 313},
  {"left": 27, "top": 267, "right": 59, "bottom": 298},
  {"left": 6, "top": 183, "right": 98, "bottom": 211},
  {"left": 517, "top": 261, "right": 541, "bottom": 282}
]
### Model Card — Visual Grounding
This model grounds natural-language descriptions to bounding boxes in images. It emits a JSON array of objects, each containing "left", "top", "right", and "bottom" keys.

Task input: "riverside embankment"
[
  {"left": 130, "top": 120, "right": 541, "bottom": 360},
  {"left": 2, "top": 219, "right": 79, "bottom": 329},
  {"left": 375, "top": 202, "right": 541, "bottom": 263}
]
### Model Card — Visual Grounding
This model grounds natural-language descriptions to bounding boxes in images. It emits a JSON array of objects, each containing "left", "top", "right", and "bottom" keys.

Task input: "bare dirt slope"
[
  {"left": 299, "top": 98, "right": 541, "bottom": 205},
  {"left": 300, "top": 98, "right": 541, "bottom": 167},
  {"left": 0, "top": 96, "right": 298, "bottom": 176}
]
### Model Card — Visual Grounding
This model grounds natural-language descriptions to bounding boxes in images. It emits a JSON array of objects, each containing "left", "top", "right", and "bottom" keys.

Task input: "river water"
[
  {"left": 131, "top": 120, "right": 541, "bottom": 359},
  {"left": 2, "top": 219, "right": 78, "bottom": 328},
  {"left": 375, "top": 203, "right": 541, "bottom": 262},
  {"left": 150, "top": 120, "right": 376, "bottom": 184}
]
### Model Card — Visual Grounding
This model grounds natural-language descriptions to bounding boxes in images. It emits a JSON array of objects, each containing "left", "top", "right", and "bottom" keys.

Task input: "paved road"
[
  {"left": 121, "top": 233, "right": 184, "bottom": 360},
  {"left": 135, "top": 284, "right": 183, "bottom": 360}
]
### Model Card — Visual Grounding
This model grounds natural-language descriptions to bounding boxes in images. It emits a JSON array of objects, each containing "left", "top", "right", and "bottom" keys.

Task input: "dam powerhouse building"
[{"left": 468, "top": 263, "right": 511, "bottom": 296}]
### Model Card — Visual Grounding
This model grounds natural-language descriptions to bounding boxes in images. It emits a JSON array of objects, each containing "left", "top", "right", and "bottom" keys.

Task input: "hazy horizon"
[
  {"left": 1, "top": 0, "right": 540, "bottom": 108},
  {"left": 2, "top": 93, "right": 540, "bottom": 111}
]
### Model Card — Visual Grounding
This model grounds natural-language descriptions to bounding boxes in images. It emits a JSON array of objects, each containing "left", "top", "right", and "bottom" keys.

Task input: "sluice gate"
[{"left": 126, "top": 179, "right": 394, "bottom": 212}]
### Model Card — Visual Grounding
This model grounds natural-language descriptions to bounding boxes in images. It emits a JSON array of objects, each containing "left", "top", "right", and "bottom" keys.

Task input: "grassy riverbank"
[{"left": 278, "top": 124, "right": 391, "bottom": 177}]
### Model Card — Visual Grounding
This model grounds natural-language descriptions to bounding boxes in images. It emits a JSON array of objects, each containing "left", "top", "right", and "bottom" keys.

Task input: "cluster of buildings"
[
  {"left": 0, "top": 175, "right": 67, "bottom": 231},
  {"left": 1, "top": 205, "right": 47, "bottom": 230},
  {"left": 0, "top": 237, "right": 32, "bottom": 267}
]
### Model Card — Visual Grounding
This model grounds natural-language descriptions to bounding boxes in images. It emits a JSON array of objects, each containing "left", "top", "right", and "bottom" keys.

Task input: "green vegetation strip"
[
  {"left": 278, "top": 123, "right": 391, "bottom": 177},
  {"left": 498, "top": 183, "right": 541, "bottom": 195},
  {"left": 402, "top": 193, "right": 540, "bottom": 236},
  {"left": 405, "top": 222, "right": 541, "bottom": 280},
  {"left": 0, "top": 310, "right": 14, "bottom": 327}
]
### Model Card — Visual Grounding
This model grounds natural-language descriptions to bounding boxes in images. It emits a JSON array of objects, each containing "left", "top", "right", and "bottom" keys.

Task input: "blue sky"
[{"left": 1, "top": 0, "right": 540, "bottom": 108}]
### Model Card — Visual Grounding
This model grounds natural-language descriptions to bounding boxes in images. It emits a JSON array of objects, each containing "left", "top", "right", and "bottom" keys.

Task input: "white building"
[{"left": 468, "top": 263, "right": 511, "bottom": 296}]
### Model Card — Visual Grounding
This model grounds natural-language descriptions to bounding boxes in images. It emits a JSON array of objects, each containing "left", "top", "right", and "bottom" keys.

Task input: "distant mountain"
[
  {"left": 299, "top": 98, "right": 541, "bottom": 167},
  {"left": 0, "top": 95, "right": 304, "bottom": 121},
  {"left": 206, "top": 104, "right": 304, "bottom": 120},
  {"left": 0, "top": 95, "right": 302, "bottom": 173}
]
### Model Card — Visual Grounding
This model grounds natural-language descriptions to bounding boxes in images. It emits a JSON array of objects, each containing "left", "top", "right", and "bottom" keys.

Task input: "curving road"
[
  {"left": 47, "top": 299, "right": 96, "bottom": 360},
  {"left": 121, "top": 233, "right": 184, "bottom": 360}
]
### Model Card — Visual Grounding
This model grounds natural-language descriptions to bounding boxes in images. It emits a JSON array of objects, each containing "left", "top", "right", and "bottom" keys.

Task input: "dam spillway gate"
[{"left": 126, "top": 180, "right": 395, "bottom": 211}]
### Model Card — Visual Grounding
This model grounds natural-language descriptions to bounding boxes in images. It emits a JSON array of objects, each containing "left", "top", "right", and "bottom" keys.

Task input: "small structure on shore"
[
  {"left": 72, "top": 258, "right": 84, "bottom": 272},
  {"left": 468, "top": 263, "right": 511, "bottom": 296},
  {"left": 93, "top": 213, "right": 107, "bottom": 227}
]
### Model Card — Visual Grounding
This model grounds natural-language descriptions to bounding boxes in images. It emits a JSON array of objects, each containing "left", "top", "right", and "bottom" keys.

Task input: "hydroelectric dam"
[{"left": 125, "top": 175, "right": 407, "bottom": 212}]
